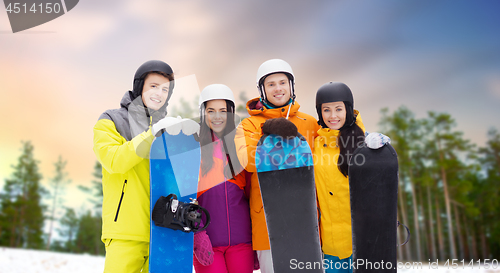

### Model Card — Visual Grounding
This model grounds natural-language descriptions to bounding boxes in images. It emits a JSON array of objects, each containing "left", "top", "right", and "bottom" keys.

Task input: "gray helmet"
[
  {"left": 132, "top": 60, "right": 174, "bottom": 103},
  {"left": 315, "top": 82, "right": 355, "bottom": 129}
]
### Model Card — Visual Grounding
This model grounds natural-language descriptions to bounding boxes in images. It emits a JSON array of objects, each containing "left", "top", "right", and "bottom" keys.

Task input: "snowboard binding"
[{"left": 152, "top": 194, "right": 211, "bottom": 233}]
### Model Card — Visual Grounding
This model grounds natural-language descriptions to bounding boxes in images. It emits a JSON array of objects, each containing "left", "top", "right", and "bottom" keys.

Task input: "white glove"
[
  {"left": 152, "top": 116, "right": 183, "bottom": 136},
  {"left": 152, "top": 116, "right": 200, "bottom": 136},
  {"left": 365, "top": 131, "right": 391, "bottom": 149},
  {"left": 180, "top": 119, "right": 200, "bottom": 136}
]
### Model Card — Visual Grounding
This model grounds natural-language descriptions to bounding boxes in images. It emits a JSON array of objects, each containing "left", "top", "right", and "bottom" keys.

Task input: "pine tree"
[
  {"left": 379, "top": 107, "right": 480, "bottom": 261},
  {"left": 423, "top": 112, "right": 474, "bottom": 259},
  {"left": 236, "top": 91, "right": 250, "bottom": 119},
  {"left": 57, "top": 207, "right": 78, "bottom": 252},
  {"left": 476, "top": 128, "right": 500, "bottom": 257},
  {"left": 78, "top": 161, "right": 103, "bottom": 210},
  {"left": 379, "top": 106, "right": 421, "bottom": 260},
  {"left": 75, "top": 210, "right": 104, "bottom": 255},
  {"left": 170, "top": 95, "right": 200, "bottom": 120},
  {"left": 75, "top": 161, "right": 105, "bottom": 255},
  {"left": 46, "top": 156, "right": 71, "bottom": 250},
  {"left": 0, "top": 141, "right": 46, "bottom": 249}
]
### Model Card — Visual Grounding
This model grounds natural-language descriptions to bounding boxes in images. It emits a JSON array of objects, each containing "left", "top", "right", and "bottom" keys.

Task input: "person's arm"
[
  {"left": 93, "top": 119, "right": 154, "bottom": 174},
  {"left": 234, "top": 119, "right": 261, "bottom": 173}
]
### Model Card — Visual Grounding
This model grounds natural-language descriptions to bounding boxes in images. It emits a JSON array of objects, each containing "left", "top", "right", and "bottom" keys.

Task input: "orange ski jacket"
[{"left": 235, "top": 97, "right": 320, "bottom": 250}]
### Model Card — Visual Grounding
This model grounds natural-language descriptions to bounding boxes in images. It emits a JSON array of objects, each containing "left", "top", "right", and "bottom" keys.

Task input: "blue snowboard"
[
  {"left": 256, "top": 133, "right": 323, "bottom": 272},
  {"left": 149, "top": 132, "right": 200, "bottom": 273}
]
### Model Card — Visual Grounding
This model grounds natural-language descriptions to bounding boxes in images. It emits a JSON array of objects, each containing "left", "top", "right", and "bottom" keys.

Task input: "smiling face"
[
  {"left": 263, "top": 73, "right": 291, "bottom": 107},
  {"left": 141, "top": 73, "right": 170, "bottom": 110},
  {"left": 204, "top": 99, "right": 228, "bottom": 136},
  {"left": 321, "top": 101, "right": 346, "bottom": 130}
]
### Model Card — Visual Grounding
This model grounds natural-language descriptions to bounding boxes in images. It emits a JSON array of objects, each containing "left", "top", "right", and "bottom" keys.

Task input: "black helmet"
[
  {"left": 315, "top": 82, "right": 355, "bottom": 129},
  {"left": 132, "top": 60, "right": 175, "bottom": 102}
]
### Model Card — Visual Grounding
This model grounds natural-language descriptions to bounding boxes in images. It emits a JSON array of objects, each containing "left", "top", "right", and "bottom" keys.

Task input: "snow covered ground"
[
  {"left": 0, "top": 247, "right": 105, "bottom": 273},
  {"left": 1, "top": 247, "right": 499, "bottom": 272}
]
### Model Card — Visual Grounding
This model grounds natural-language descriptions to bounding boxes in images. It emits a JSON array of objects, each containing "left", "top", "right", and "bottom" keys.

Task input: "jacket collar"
[
  {"left": 121, "top": 91, "right": 167, "bottom": 122},
  {"left": 246, "top": 97, "right": 301, "bottom": 119},
  {"left": 119, "top": 91, "right": 167, "bottom": 138}
]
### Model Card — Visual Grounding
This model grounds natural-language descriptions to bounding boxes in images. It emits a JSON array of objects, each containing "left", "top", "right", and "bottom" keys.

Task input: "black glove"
[{"left": 262, "top": 118, "right": 298, "bottom": 139}]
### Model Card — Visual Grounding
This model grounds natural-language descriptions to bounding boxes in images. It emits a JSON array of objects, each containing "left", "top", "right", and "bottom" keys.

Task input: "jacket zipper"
[
  {"left": 225, "top": 178, "right": 231, "bottom": 246},
  {"left": 114, "top": 180, "right": 127, "bottom": 222},
  {"left": 220, "top": 141, "right": 232, "bottom": 246}
]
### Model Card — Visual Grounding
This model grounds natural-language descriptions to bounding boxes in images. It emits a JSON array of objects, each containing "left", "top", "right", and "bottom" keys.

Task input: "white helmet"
[
  {"left": 256, "top": 59, "right": 296, "bottom": 103},
  {"left": 256, "top": 59, "right": 294, "bottom": 84},
  {"left": 199, "top": 84, "right": 236, "bottom": 108}
]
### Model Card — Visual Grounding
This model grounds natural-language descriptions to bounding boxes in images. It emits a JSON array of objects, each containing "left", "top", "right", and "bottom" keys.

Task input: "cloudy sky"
[{"left": 1, "top": 0, "right": 499, "bottom": 211}]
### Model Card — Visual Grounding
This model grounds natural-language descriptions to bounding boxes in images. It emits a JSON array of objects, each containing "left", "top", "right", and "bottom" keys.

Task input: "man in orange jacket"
[{"left": 234, "top": 59, "right": 321, "bottom": 273}]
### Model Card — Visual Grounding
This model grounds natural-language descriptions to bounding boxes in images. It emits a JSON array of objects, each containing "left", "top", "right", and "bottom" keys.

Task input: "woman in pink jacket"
[{"left": 193, "top": 84, "right": 254, "bottom": 273}]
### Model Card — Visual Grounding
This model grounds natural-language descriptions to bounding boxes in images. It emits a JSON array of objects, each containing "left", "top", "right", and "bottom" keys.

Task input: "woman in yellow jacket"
[
  {"left": 313, "top": 82, "right": 366, "bottom": 273},
  {"left": 314, "top": 82, "right": 390, "bottom": 272}
]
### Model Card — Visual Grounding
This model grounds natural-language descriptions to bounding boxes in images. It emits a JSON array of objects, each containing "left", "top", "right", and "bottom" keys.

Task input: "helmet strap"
[
  {"left": 285, "top": 103, "right": 292, "bottom": 120},
  {"left": 258, "top": 83, "right": 267, "bottom": 102}
]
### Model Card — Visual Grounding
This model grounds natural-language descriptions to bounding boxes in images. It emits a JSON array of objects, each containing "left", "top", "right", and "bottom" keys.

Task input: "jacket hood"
[
  {"left": 120, "top": 91, "right": 166, "bottom": 119},
  {"left": 122, "top": 90, "right": 169, "bottom": 115},
  {"left": 119, "top": 91, "right": 133, "bottom": 108},
  {"left": 113, "top": 91, "right": 168, "bottom": 140}
]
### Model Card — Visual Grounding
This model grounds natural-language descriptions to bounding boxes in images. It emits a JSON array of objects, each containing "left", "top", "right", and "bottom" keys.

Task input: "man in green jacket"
[{"left": 93, "top": 60, "right": 175, "bottom": 273}]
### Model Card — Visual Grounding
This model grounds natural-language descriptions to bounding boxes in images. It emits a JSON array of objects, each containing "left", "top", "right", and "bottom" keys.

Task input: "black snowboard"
[
  {"left": 256, "top": 133, "right": 323, "bottom": 272},
  {"left": 349, "top": 144, "right": 398, "bottom": 272}
]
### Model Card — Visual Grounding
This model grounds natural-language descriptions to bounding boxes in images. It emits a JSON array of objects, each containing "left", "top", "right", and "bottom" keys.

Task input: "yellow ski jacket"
[
  {"left": 313, "top": 110, "right": 365, "bottom": 259},
  {"left": 93, "top": 92, "right": 159, "bottom": 243}
]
